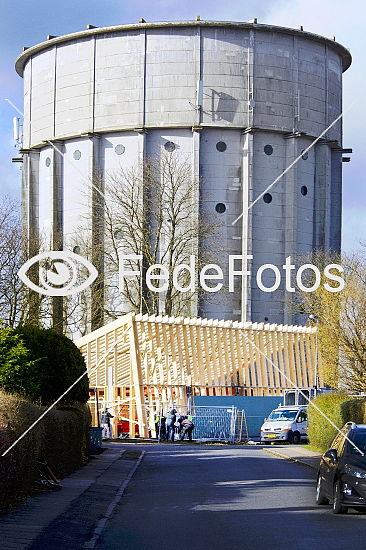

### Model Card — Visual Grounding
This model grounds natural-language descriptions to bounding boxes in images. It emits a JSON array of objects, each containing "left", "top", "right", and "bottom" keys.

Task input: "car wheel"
[
  {"left": 292, "top": 432, "right": 301, "bottom": 445},
  {"left": 333, "top": 480, "right": 347, "bottom": 514},
  {"left": 316, "top": 474, "right": 329, "bottom": 505}
]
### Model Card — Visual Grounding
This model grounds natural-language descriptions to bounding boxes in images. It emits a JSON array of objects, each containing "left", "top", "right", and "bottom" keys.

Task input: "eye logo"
[{"left": 18, "top": 251, "right": 98, "bottom": 296}]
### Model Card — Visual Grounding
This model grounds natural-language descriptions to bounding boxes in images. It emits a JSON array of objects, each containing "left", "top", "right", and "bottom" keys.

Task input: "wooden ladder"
[{"left": 237, "top": 409, "right": 249, "bottom": 442}]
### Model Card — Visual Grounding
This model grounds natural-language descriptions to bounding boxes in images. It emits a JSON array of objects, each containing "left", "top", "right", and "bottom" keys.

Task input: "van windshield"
[{"left": 267, "top": 409, "right": 298, "bottom": 421}]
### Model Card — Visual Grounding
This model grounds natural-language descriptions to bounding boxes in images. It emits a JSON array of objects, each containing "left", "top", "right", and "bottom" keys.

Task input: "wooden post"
[{"left": 129, "top": 314, "right": 148, "bottom": 438}]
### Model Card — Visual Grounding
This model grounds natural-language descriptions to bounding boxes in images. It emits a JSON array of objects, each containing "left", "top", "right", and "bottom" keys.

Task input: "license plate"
[{"left": 266, "top": 434, "right": 277, "bottom": 439}]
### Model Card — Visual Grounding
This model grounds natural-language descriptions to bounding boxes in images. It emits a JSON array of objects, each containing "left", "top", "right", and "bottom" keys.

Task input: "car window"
[
  {"left": 348, "top": 432, "right": 366, "bottom": 456},
  {"left": 298, "top": 411, "right": 307, "bottom": 422}
]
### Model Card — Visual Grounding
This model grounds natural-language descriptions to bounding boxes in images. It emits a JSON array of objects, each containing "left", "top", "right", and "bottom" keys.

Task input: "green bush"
[
  {"left": 0, "top": 326, "right": 89, "bottom": 404},
  {"left": 0, "top": 391, "right": 91, "bottom": 517},
  {"left": 308, "top": 392, "right": 366, "bottom": 452},
  {"left": 0, "top": 327, "right": 92, "bottom": 515},
  {"left": 40, "top": 404, "right": 91, "bottom": 478},
  {"left": 0, "top": 329, "right": 40, "bottom": 398},
  {"left": 0, "top": 392, "right": 42, "bottom": 516}
]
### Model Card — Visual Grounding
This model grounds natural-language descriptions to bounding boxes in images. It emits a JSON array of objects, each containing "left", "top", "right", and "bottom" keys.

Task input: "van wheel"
[
  {"left": 333, "top": 480, "right": 347, "bottom": 514},
  {"left": 292, "top": 432, "right": 301, "bottom": 444},
  {"left": 316, "top": 475, "right": 329, "bottom": 505}
]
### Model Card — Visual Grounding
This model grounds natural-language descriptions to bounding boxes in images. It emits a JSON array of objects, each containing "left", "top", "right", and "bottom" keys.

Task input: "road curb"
[
  {"left": 83, "top": 450, "right": 145, "bottom": 549},
  {"left": 263, "top": 447, "right": 319, "bottom": 471}
]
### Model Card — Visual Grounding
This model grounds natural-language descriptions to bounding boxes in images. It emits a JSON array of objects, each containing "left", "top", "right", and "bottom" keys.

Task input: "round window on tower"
[
  {"left": 215, "top": 203, "right": 226, "bottom": 213},
  {"left": 164, "top": 141, "right": 176, "bottom": 152},
  {"left": 263, "top": 193, "right": 272, "bottom": 204},
  {"left": 264, "top": 145, "right": 273, "bottom": 156},
  {"left": 115, "top": 144, "right": 125, "bottom": 155},
  {"left": 73, "top": 150, "right": 81, "bottom": 161},
  {"left": 216, "top": 141, "right": 227, "bottom": 152},
  {"left": 45, "top": 157, "right": 51, "bottom": 167}
]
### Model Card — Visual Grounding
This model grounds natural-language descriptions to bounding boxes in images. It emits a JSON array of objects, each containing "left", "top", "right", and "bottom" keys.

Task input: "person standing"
[
  {"left": 165, "top": 408, "right": 176, "bottom": 442},
  {"left": 101, "top": 407, "right": 114, "bottom": 439},
  {"left": 174, "top": 412, "right": 183, "bottom": 440},
  {"left": 154, "top": 412, "right": 166, "bottom": 441}
]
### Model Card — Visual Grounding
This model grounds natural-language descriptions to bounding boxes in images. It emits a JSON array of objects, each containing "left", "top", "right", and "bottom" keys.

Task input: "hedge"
[
  {"left": 0, "top": 391, "right": 91, "bottom": 517},
  {"left": 308, "top": 392, "right": 366, "bottom": 452},
  {"left": 0, "top": 392, "right": 42, "bottom": 516}
]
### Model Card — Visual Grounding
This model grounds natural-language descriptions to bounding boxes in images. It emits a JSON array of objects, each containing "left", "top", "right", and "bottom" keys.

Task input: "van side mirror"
[{"left": 324, "top": 449, "right": 338, "bottom": 464}]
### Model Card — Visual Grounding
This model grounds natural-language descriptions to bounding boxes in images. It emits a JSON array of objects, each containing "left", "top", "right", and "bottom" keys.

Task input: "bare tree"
[
  {"left": 0, "top": 198, "right": 65, "bottom": 331},
  {"left": 69, "top": 151, "right": 223, "bottom": 328},
  {"left": 103, "top": 151, "right": 222, "bottom": 318},
  {"left": 0, "top": 197, "right": 27, "bottom": 327}
]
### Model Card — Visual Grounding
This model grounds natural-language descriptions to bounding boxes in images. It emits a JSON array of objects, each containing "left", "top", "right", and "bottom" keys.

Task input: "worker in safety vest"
[
  {"left": 180, "top": 415, "right": 195, "bottom": 441},
  {"left": 154, "top": 413, "right": 166, "bottom": 441}
]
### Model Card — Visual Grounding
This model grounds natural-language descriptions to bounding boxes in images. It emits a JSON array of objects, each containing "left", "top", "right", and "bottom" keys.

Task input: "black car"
[{"left": 316, "top": 422, "right": 366, "bottom": 514}]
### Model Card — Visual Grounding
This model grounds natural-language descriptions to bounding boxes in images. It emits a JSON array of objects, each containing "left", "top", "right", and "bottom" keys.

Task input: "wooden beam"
[{"left": 129, "top": 314, "right": 148, "bottom": 438}]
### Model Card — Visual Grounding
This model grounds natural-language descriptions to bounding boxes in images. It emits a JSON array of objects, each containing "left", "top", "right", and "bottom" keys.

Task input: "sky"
[{"left": 0, "top": 0, "right": 365, "bottom": 253}]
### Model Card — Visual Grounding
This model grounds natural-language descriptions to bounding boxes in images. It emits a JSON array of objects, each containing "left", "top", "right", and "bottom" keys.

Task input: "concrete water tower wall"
[{"left": 16, "top": 20, "right": 351, "bottom": 327}]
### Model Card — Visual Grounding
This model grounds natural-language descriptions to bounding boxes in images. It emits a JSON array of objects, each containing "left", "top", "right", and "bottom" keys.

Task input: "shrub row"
[
  {"left": 308, "top": 392, "right": 366, "bottom": 452},
  {"left": 0, "top": 391, "right": 91, "bottom": 517}
]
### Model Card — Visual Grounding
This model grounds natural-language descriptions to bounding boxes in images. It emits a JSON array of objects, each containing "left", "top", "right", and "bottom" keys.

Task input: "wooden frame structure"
[{"left": 76, "top": 312, "right": 321, "bottom": 438}]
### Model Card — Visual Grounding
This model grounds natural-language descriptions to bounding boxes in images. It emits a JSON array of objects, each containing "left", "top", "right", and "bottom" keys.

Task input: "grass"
[{"left": 302, "top": 443, "right": 324, "bottom": 453}]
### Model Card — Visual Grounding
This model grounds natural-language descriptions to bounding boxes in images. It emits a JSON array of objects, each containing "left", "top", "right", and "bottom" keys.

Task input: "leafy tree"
[
  {"left": 0, "top": 327, "right": 89, "bottom": 404},
  {"left": 295, "top": 250, "right": 366, "bottom": 392},
  {"left": 0, "top": 328, "right": 40, "bottom": 398}
]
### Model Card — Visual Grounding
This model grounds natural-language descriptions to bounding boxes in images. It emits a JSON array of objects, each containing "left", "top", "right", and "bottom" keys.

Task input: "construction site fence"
[{"left": 93, "top": 398, "right": 269, "bottom": 441}]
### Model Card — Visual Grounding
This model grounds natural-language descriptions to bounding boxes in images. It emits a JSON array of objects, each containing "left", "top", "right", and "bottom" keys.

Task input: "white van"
[{"left": 260, "top": 405, "right": 308, "bottom": 444}]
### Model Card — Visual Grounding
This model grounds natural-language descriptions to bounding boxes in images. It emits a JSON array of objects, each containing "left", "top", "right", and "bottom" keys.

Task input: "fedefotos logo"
[
  {"left": 18, "top": 251, "right": 98, "bottom": 296},
  {"left": 119, "top": 254, "right": 344, "bottom": 294},
  {"left": 18, "top": 251, "right": 344, "bottom": 297}
]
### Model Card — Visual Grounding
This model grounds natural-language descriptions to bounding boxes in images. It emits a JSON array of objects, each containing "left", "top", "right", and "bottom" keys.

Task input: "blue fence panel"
[{"left": 194, "top": 396, "right": 282, "bottom": 437}]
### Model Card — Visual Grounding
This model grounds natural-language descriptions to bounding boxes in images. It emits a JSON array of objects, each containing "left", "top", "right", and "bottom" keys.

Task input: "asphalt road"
[{"left": 97, "top": 444, "right": 366, "bottom": 550}]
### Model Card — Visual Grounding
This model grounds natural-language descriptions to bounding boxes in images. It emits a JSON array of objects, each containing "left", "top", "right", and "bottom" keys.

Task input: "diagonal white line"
[
  {"left": 232, "top": 99, "right": 358, "bottom": 226},
  {"left": 1, "top": 369, "right": 88, "bottom": 457},
  {"left": 1, "top": 100, "right": 121, "bottom": 456},
  {"left": 243, "top": 330, "right": 364, "bottom": 456},
  {"left": 1, "top": 326, "right": 130, "bottom": 457}
]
